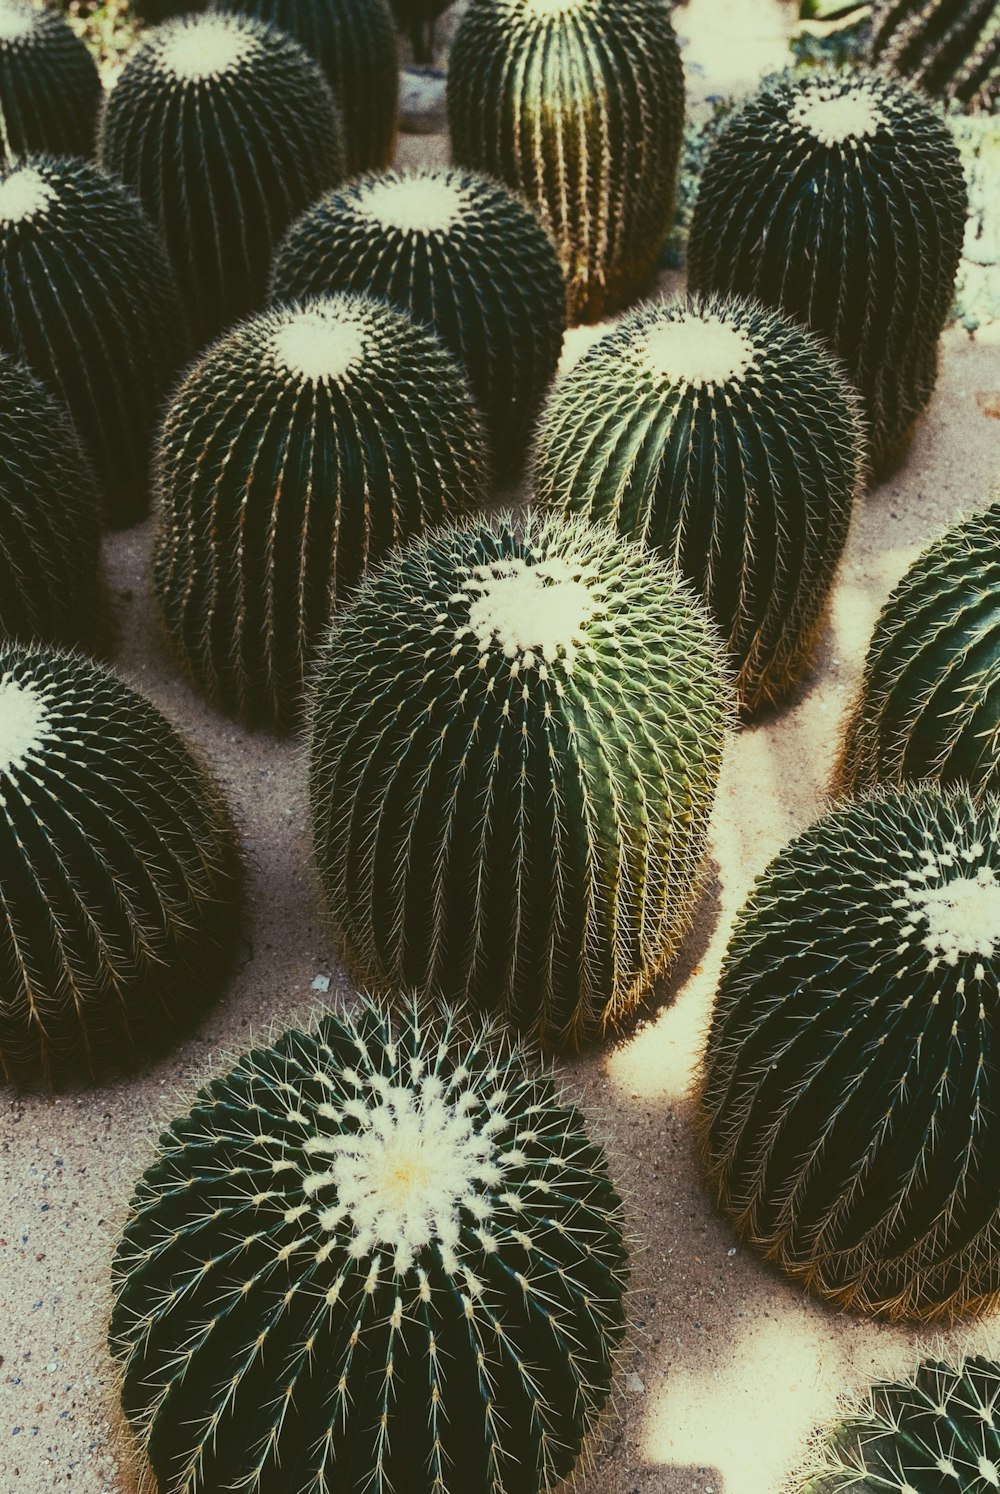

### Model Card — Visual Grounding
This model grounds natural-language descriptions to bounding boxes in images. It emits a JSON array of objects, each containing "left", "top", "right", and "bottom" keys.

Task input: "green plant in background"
[
  {"left": 792, "top": 0, "right": 872, "bottom": 69},
  {"left": 836, "top": 500, "right": 1000, "bottom": 799},
  {"left": 0, "top": 0, "right": 102, "bottom": 165},
  {"left": 688, "top": 69, "right": 968, "bottom": 478},
  {"left": 532, "top": 294, "right": 866, "bottom": 716},
  {"left": 390, "top": 0, "right": 453, "bottom": 62},
  {"left": 110, "top": 994, "right": 628, "bottom": 1494},
  {"left": 309, "top": 510, "right": 731, "bottom": 1051},
  {"left": 0, "top": 154, "right": 190, "bottom": 527},
  {"left": 661, "top": 98, "right": 737, "bottom": 273},
  {"left": 0, "top": 643, "right": 242, "bottom": 1088},
  {"left": 153, "top": 293, "right": 489, "bottom": 730},
  {"left": 447, "top": 0, "right": 685, "bottom": 325},
  {"left": 700, "top": 783, "right": 1000, "bottom": 1321},
  {"left": 99, "top": 10, "right": 345, "bottom": 346},
  {"left": 870, "top": 0, "right": 999, "bottom": 112},
  {"left": 271, "top": 167, "right": 566, "bottom": 478}
]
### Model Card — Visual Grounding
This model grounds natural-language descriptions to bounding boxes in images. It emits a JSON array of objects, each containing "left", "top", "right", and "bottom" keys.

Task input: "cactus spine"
[
  {"left": 0, "top": 0, "right": 101, "bottom": 167},
  {"left": 870, "top": 0, "right": 1000, "bottom": 112}
]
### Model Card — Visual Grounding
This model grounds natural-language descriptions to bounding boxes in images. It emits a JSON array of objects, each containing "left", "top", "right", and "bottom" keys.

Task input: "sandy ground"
[{"left": 2, "top": 1, "right": 999, "bottom": 1490}]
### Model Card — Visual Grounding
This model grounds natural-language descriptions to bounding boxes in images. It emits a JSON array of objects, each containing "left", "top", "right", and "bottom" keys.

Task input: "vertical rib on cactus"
[
  {"left": 870, "top": 0, "right": 1000, "bottom": 112},
  {"left": 0, "top": 0, "right": 101, "bottom": 167}
]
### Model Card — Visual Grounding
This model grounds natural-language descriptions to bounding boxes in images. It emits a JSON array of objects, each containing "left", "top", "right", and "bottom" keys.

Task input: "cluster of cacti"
[
  {"left": 532, "top": 294, "right": 866, "bottom": 715},
  {"left": 701, "top": 783, "right": 1000, "bottom": 1321},
  {"left": 0, "top": 154, "right": 190, "bottom": 527},
  {"left": 870, "top": 0, "right": 1000, "bottom": 112},
  {"left": 837, "top": 500, "right": 1000, "bottom": 800},
  {"left": 308, "top": 510, "right": 731, "bottom": 1051},
  {"left": 153, "top": 293, "right": 489, "bottom": 729},
  {"left": 0, "top": 643, "right": 242, "bottom": 1088},
  {"left": 390, "top": 0, "right": 453, "bottom": 62},
  {"left": 447, "top": 0, "right": 685, "bottom": 325},
  {"left": 0, "top": 0, "right": 101, "bottom": 167},
  {"left": 99, "top": 10, "right": 345, "bottom": 346},
  {"left": 688, "top": 69, "right": 968, "bottom": 477},
  {"left": 110, "top": 995, "right": 628, "bottom": 1494},
  {"left": 271, "top": 167, "right": 566, "bottom": 476}
]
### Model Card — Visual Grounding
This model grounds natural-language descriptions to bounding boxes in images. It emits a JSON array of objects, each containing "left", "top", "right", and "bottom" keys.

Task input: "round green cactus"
[
  {"left": 271, "top": 167, "right": 566, "bottom": 477},
  {"left": 308, "top": 510, "right": 730, "bottom": 1050},
  {"left": 870, "top": 0, "right": 999, "bottom": 113},
  {"left": 0, "top": 643, "right": 242, "bottom": 1088},
  {"left": 99, "top": 10, "right": 345, "bottom": 347},
  {"left": 447, "top": 0, "right": 685, "bottom": 325},
  {"left": 532, "top": 294, "right": 866, "bottom": 716},
  {"left": 0, "top": 154, "right": 190, "bottom": 528},
  {"left": 110, "top": 995, "right": 628, "bottom": 1494},
  {"left": 688, "top": 69, "right": 968, "bottom": 478},
  {"left": 153, "top": 293, "right": 490, "bottom": 730},
  {"left": 837, "top": 500, "right": 1000, "bottom": 801},
  {"left": 700, "top": 783, "right": 1000, "bottom": 1321},
  {"left": 0, "top": 0, "right": 101, "bottom": 167}
]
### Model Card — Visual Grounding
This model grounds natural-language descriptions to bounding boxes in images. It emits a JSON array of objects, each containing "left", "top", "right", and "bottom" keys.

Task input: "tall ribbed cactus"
[
  {"left": 870, "top": 0, "right": 1000, "bottom": 112},
  {"left": 0, "top": 643, "right": 242, "bottom": 1088},
  {"left": 271, "top": 167, "right": 566, "bottom": 476},
  {"left": 0, "top": 0, "right": 101, "bottom": 167},
  {"left": 837, "top": 500, "right": 1000, "bottom": 800},
  {"left": 309, "top": 511, "right": 730, "bottom": 1050},
  {"left": 688, "top": 70, "right": 968, "bottom": 477},
  {"left": 701, "top": 784, "right": 1000, "bottom": 1321},
  {"left": 447, "top": 0, "right": 685, "bottom": 325},
  {"left": 153, "top": 293, "right": 489, "bottom": 729},
  {"left": 532, "top": 294, "right": 866, "bottom": 715},
  {"left": 111, "top": 996, "right": 629, "bottom": 1494},
  {"left": 0, "top": 154, "right": 190, "bottom": 527},
  {"left": 99, "top": 11, "right": 345, "bottom": 346}
]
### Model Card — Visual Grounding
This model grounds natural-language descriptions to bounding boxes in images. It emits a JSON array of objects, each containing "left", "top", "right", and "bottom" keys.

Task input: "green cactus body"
[
  {"left": 446, "top": 0, "right": 685, "bottom": 326},
  {"left": 308, "top": 511, "right": 730, "bottom": 1050},
  {"left": 99, "top": 11, "right": 345, "bottom": 347},
  {"left": 871, "top": 0, "right": 1000, "bottom": 113},
  {"left": 700, "top": 784, "right": 1000, "bottom": 1321},
  {"left": 110, "top": 996, "right": 628, "bottom": 1494},
  {"left": 0, "top": 643, "right": 242, "bottom": 1088},
  {"left": 532, "top": 295, "right": 866, "bottom": 716},
  {"left": 153, "top": 293, "right": 489, "bottom": 730},
  {"left": 271, "top": 168, "right": 566, "bottom": 477},
  {"left": 688, "top": 70, "right": 968, "bottom": 478},
  {"left": 0, "top": 0, "right": 101, "bottom": 167},
  {"left": 0, "top": 155, "right": 190, "bottom": 527},
  {"left": 0, "top": 356, "right": 106, "bottom": 652},
  {"left": 837, "top": 501, "right": 1000, "bottom": 801}
]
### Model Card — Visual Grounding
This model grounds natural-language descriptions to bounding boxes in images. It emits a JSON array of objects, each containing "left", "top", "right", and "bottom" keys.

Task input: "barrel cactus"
[
  {"left": 309, "top": 510, "right": 730, "bottom": 1050},
  {"left": 0, "top": 643, "right": 242, "bottom": 1088},
  {"left": 701, "top": 783, "right": 1000, "bottom": 1321},
  {"left": 153, "top": 293, "right": 489, "bottom": 730},
  {"left": 837, "top": 500, "right": 1000, "bottom": 801},
  {"left": 0, "top": 154, "right": 190, "bottom": 527},
  {"left": 271, "top": 167, "right": 566, "bottom": 476},
  {"left": 0, "top": 0, "right": 101, "bottom": 167},
  {"left": 532, "top": 294, "right": 866, "bottom": 716},
  {"left": 99, "top": 10, "right": 345, "bottom": 347},
  {"left": 688, "top": 69, "right": 968, "bottom": 478},
  {"left": 447, "top": 0, "right": 685, "bottom": 325},
  {"left": 870, "top": 0, "right": 1000, "bottom": 113}
]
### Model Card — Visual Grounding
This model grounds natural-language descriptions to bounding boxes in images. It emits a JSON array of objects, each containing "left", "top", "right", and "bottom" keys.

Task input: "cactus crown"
[{"left": 155, "top": 13, "right": 259, "bottom": 77}]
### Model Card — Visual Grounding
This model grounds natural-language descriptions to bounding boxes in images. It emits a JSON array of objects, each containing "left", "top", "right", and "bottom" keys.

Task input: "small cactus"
[
  {"left": 870, "top": 0, "right": 1000, "bottom": 113},
  {"left": 99, "top": 10, "right": 345, "bottom": 347},
  {"left": 0, "top": 0, "right": 101, "bottom": 167},
  {"left": 0, "top": 642, "right": 242, "bottom": 1088},
  {"left": 447, "top": 0, "right": 685, "bottom": 325},
  {"left": 153, "top": 293, "right": 489, "bottom": 730},
  {"left": 271, "top": 167, "right": 566, "bottom": 477},
  {"left": 110, "top": 995, "right": 629, "bottom": 1494},
  {"left": 0, "top": 154, "right": 190, "bottom": 527},
  {"left": 308, "top": 510, "right": 730, "bottom": 1050},
  {"left": 532, "top": 294, "right": 866, "bottom": 715},
  {"left": 837, "top": 500, "right": 1000, "bottom": 801},
  {"left": 700, "top": 783, "right": 1000, "bottom": 1321},
  {"left": 688, "top": 69, "right": 968, "bottom": 477}
]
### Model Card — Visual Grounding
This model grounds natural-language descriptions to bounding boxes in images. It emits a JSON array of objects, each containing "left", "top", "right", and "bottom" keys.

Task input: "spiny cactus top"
[
  {"left": 688, "top": 69, "right": 968, "bottom": 478},
  {"left": 271, "top": 167, "right": 566, "bottom": 477},
  {"left": 532, "top": 294, "right": 866, "bottom": 716},
  {"left": 870, "top": 0, "right": 1000, "bottom": 113},
  {"left": 99, "top": 11, "right": 345, "bottom": 347},
  {"left": 0, "top": 644, "right": 242, "bottom": 1088},
  {"left": 309, "top": 510, "right": 730, "bottom": 1050},
  {"left": 447, "top": 0, "right": 685, "bottom": 325},
  {"left": 837, "top": 500, "right": 1000, "bottom": 801},
  {"left": 0, "top": 154, "right": 190, "bottom": 527},
  {"left": 153, "top": 293, "right": 489, "bottom": 730},
  {"left": 0, "top": 0, "right": 101, "bottom": 167},
  {"left": 701, "top": 783, "right": 1000, "bottom": 1321},
  {"left": 0, "top": 355, "right": 106, "bottom": 653},
  {"left": 111, "top": 996, "right": 628, "bottom": 1494}
]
